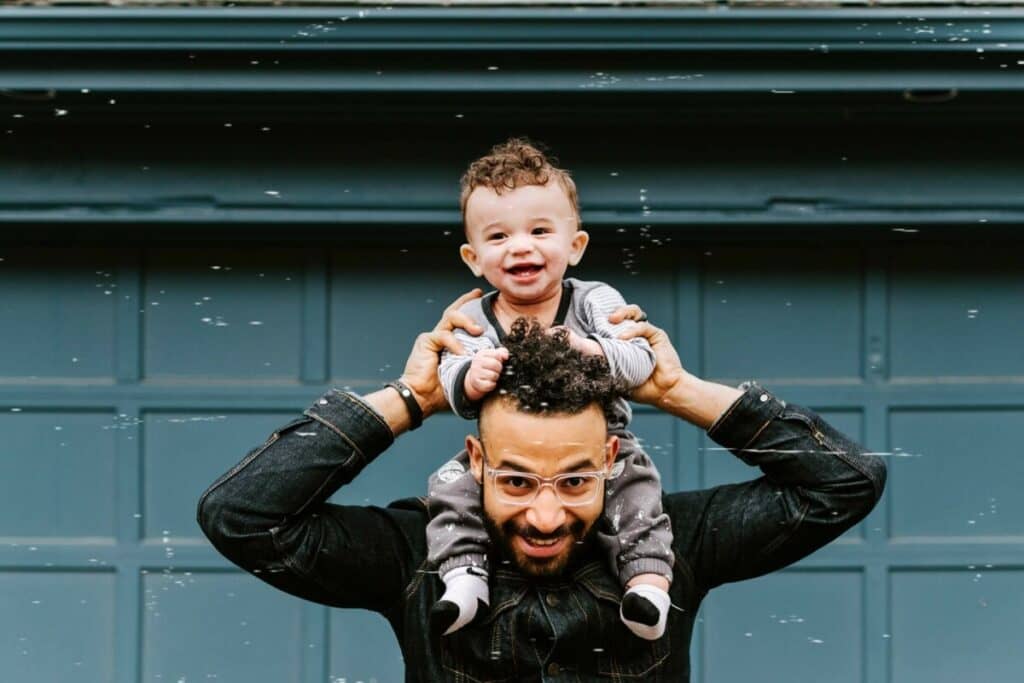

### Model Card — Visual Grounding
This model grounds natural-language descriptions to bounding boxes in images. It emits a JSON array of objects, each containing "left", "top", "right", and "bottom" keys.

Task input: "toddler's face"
[{"left": 460, "top": 181, "right": 589, "bottom": 305}]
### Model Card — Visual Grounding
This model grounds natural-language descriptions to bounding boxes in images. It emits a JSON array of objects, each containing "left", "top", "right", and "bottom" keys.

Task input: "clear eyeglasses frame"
[{"left": 482, "top": 461, "right": 607, "bottom": 507}]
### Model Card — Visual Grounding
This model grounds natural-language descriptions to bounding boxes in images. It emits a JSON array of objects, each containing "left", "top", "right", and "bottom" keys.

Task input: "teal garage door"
[
  {"left": 4, "top": 7, "right": 1024, "bottom": 681},
  {"left": 1, "top": 239, "right": 1021, "bottom": 682}
]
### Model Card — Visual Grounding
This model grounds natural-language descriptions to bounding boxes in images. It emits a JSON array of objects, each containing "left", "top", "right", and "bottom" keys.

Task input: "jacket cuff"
[
  {"left": 706, "top": 381, "right": 787, "bottom": 452},
  {"left": 303, "top": 389, "right": 395, "bottom": 467}
]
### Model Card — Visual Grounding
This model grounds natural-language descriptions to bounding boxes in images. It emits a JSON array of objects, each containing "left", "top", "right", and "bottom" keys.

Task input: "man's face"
[
  {"left": 459, "top": 181, "right": 589, "bottom": 306},
  {"left": 468, "top": 399, "right": 618, "bottom": 578}
]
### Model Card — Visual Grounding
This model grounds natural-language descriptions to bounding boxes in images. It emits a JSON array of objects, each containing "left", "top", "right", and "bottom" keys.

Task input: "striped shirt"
[{"left": 439, "top": 278, "right": 655, "bottom": 428}]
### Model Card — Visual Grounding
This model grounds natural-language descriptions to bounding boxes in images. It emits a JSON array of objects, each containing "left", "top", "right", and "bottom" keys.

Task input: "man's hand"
[
  {"left": 615, "top": 311, "right": 742, "bottom": 429},
  {"left": 399, "top": 289, "right": 485, "bottom": 417},
  {"left": 610, "top": 307, "right": 691, "bottom": 409},
  {"left": 464, "top": 347, "right": 510, "bottom": 402}
]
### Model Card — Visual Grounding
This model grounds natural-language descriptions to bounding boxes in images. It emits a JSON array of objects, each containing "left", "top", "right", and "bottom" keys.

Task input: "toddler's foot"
[
  {"left": 620, "top": 584, "right": 670, "bottom": 641},
  {"left": 430, "top": 566, "right": 489, "bottom": 637}
]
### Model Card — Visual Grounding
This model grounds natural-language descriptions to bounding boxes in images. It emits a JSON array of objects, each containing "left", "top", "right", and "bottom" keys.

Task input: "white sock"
[
  {"left": 620, "top": 583, "right": 671, "bottom": 641},
  {"left": 439, "top": 567, "right": 490, "bottom": 635}
]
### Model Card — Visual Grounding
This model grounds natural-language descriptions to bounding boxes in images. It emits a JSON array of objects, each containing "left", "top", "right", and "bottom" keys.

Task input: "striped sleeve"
[
  {"left": 438, "top": 326, "right": 496, "bottom": 419},
  {"left": 581, "top": 284, "right": 656, "bottom": 388}
]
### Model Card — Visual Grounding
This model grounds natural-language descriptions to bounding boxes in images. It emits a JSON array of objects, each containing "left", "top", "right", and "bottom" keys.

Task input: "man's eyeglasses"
[{"left": 483, "top": 461, "right": 607, "bottom": 507}]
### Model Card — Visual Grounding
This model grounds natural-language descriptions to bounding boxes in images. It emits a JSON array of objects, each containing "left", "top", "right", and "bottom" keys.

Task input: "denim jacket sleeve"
[
  {"left": 196, "top": 389, "right": 424, "bottom": 615},
  {"left": 666, "top": 383, "right": 887, "bottom": 594}
]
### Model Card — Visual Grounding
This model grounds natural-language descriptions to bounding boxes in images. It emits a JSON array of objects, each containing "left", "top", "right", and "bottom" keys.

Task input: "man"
[{"left": 198, "top": 290, "right": 886, "bottom": 681}]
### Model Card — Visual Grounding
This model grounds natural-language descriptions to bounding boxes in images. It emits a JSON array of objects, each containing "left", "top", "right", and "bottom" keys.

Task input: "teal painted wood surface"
[
  {"left": 0, "top": 241, "right": 1021, "bottom": 682},
  {"left": 1, "top": 8, "right": 1022, "bottom": 678},
  {"left": 6, "top": 125, "right": 1024, "bottom": 232},
  {"left": 4, "top": 7, "right": 1024, "bottom": 54}
]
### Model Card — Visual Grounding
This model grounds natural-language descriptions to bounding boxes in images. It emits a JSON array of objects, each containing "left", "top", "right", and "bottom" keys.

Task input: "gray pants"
[{"left": 426, "top": 431, "right": 674, "bottom": 586}]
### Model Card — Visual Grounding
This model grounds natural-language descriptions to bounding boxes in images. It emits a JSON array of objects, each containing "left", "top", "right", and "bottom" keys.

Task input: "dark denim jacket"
[{"left": 197, "top": 384, "right": 886, "bottom": 682}]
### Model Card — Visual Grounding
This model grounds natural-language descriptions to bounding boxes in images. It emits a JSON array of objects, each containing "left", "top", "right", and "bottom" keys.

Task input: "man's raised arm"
[
  {"left": 618, "top": 317, "right": 887, "bottom": 592},
  {"left": 196, "top": 290, "right": 483, "bottom": 613}
]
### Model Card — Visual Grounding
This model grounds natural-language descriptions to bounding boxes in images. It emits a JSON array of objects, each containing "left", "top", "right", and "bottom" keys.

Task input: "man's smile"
[
  {"left": 515, "top": 533, "right": 571, "bottom": 559},
  {"left": 499, "top": 517, "right": 589, "bottom": 569}
]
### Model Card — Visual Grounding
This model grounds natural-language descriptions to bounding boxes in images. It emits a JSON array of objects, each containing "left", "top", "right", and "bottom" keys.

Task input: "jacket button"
[
  {"left": 547, "top": 662, "right": 561, "bottom": 676},
  {"left": 545, "top": 593, "right": 560, "bottom": 607},
  {"left": 760, "top": 393, "right": 769, "bottom": 402}
]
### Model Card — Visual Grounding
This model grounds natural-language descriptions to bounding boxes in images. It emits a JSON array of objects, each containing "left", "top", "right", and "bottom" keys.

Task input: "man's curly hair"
[
  {"left": 489, "top": 317, "right": 622, "bottom": 418},
  {"left": 459, "top": 137, "right": 580, "bottom": 225}
]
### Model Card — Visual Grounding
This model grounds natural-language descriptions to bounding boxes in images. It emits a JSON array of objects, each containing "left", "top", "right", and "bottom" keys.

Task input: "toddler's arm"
[
  {"left": 582, "top": 284, "right": 656, "bottom": 388},
  {"left": 439, "top": 327, "right": 497, "bottom": 419}
]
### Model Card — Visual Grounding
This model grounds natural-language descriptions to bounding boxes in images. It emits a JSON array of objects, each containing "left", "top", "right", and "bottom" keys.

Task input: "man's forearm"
[
  {"left": 364, "top": 386, "right": 419, "bottom": 436},
  {"left": 198, "top": 390, "right": 396, "bottom": 567},
  {"left": 678, "top": 383, "right": 887, "bottom": 590},
  {"left": 659, "top": 374, "right": 744, "bottom": 431},
  {"left": 196, "top": 389, "right": 419, "bottom": 612}
]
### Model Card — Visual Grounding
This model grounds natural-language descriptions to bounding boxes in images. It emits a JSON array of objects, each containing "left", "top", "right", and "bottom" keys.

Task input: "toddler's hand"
[
  {"left": 463, "top": 347, "right": 510, "bottom": 402},
  {"left": 554, "top": 327, "right": 605, "bottom": 357}
]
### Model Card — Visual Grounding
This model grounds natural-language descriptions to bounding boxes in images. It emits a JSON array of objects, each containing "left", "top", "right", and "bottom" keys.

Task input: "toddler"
[{"left": 427, "top": 138, "right": 673, "bottom": 641}]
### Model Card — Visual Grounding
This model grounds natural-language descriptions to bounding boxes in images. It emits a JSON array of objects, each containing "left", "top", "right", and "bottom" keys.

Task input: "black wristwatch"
[{"left": 385, "top": 380, "right": 424, "bottom": 430}]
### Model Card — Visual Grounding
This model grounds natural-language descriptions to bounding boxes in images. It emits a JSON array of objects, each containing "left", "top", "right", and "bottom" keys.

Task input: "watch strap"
[{"left": 386, "top": 380, "right": 424, "bottom": 430}]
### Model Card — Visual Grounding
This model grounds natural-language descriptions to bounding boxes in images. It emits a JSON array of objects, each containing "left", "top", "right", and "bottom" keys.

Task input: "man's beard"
[{"left": 483, "top": 507, "right": 595, "bottom": 578}]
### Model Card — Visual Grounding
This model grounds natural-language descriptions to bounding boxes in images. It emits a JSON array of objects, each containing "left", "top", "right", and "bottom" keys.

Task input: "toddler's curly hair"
[{"left": 459, "top": 137, "right": 580, "bottom": 225}]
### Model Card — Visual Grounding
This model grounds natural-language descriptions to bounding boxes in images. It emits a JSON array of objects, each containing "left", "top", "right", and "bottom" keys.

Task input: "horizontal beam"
[
  {"left": 2, "top": 68, "right": 1024, "bottom": 95},
  {"left": 2, "top": 8, "right": 1023, "bottom": 120},
  {"left": 2, "top": 122, "right": 1024, "bottom": 229},
  {"left": 2, "top": 7, "right": 1024, "bottom": 53},
  {"left": 3, "top": 208, "right": 1024, "bottom": 230},
  {"left": 1, "top": 8, "right": 1023, "bottom": 101}
]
